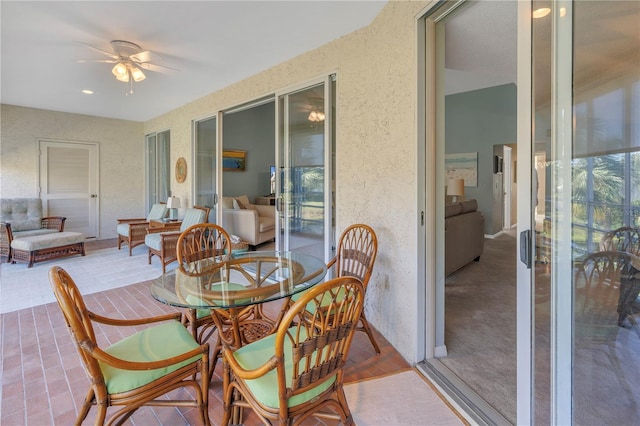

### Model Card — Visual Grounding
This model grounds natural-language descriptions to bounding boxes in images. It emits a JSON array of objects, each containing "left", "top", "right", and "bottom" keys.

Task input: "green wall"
[{"left": 445, "top": 83, "right": 517, "bottom": 234}]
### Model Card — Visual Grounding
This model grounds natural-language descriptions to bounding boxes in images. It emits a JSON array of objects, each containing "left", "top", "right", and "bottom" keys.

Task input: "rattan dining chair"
[
  {"left": 292, "top": 223, "right": 380, "bottom": 354},
  {"left": 221, "top": 276, "right": 365, "bottom": 426},
  {"left": 177, "top": 223, "right": 232, "bottom": 346},
  {"left": 49, "top": 266, "right": 210, "bottom": 426}
]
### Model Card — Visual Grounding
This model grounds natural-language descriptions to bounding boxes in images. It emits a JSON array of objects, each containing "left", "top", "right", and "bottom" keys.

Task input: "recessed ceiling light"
[
  {"left": 82, "top": 89, "right": 94, "bottom": 95},
  {"left": 533, "top": 7, "right": 551, "bottom": 18}
]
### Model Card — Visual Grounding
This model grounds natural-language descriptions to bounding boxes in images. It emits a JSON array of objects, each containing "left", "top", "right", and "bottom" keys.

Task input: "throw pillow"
[
  {"left": 235, "top": 195, "right": 251, "bottom": 209},
  {"left": 232, "top": 199, "right": 243, "bottom": 210}
]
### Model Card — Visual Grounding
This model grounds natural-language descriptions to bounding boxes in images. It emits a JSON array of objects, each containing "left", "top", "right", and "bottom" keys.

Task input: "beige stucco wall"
[
  {"left": 144, "top": 1, "right": 430, "bottom": 362},
  {"left": 0, "top": 104, "right": 145, "bottom": 239}
]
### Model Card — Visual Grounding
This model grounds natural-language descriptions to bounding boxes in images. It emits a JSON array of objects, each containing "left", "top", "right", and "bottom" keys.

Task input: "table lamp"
[
  {"left": 447, "top": 178, "right": 465, "bottom": 202},
  {"left": 167, "top": 196, "right": 181, "bottom": 220}
]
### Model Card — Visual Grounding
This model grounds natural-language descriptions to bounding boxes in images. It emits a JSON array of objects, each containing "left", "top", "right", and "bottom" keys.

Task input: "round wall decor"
[{"left": 175, "top": 157, "right": 187, "bottom": 183}]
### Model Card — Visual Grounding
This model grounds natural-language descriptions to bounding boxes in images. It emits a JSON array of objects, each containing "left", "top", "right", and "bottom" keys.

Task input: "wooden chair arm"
[
  {"left": 117, "top": 218, "right": 147, "bottom": 224},
  {"left": 41, "top": 216, "right": 66, "bottom": 231},
  {"left": 147, "top": 227, "right": 181, "bottom": 235},
  {"left": 88, "top": 311, "right": 182, "bottom": 326},
  {"left": 326, "top": 256, "right": 337, "bottom": 270},
  {"left": 224, "top": 351, "right": 279, "bottom": 380},
  {"left": 81, "top": 339, "right": 209, "bottom": 371}
]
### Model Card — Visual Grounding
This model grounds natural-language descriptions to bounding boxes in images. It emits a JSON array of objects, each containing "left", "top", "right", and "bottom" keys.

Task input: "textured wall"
[
  {"left": 0, "top": 104, "right": 144, "bottom": 239},
  {"left": 144, "top": 1, "right": 429, "bottom": 362}
]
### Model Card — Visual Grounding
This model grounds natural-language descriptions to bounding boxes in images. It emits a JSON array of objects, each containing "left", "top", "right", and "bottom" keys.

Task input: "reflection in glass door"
[
  {"left": 532, "top": 1, "right": 640, "bottom": 423},
  {"left": 277, "top": 80, "right": 334, "bottom": 261},
  {"left": 194, "top": 116, "right": 217, "bottom": 223}
]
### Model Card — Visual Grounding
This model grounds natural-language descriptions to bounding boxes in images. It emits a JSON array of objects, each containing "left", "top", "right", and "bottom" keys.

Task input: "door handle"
[
  {"left": 520, "top": 229, "right": 532, "bottom": 269},
  {"left": 90, "top": 194, "right": 97, "bottom": 198}
]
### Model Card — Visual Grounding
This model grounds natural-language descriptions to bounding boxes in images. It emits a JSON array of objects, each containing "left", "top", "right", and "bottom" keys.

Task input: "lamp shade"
[
  {"left": 447, "top": 178, "right": 465, "bottom": 197},
  {"left": 167, "top": 196, "right": 181, "bottom": 209}
]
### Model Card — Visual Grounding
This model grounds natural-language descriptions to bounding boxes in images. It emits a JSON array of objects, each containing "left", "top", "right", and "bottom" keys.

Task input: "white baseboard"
[{"left": 484, "top": 231, "right": 503, "bottom": 239}]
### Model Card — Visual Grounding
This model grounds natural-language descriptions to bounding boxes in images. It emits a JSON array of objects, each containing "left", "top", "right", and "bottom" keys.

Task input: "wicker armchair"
[
  {"left": 221, "top": 276, "right": 364, "bottom": 426},
  {"left": 0, "top": 217, "right": 66, "bottom": 263},
  {"left": 48, "top": 266, "right": 210, "bottom": 426},
  {"left": 145, "top": 206, "right": 210, "bottom": 273},
  {"left": 600, "top": 226, "right": 640, "bottom": 256},
  {"left": 116, "top": 203, "right": 167, "bottom": 256}
]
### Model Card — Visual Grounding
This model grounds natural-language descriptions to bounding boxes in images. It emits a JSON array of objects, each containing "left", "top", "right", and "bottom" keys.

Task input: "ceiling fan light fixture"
[
  {"left": 112, "top": 62, "right": 128, "bottom": 79},
  {"left": 131, "top": 66, "right": 146, "bottom": 82},
  {"left": 308, "top": 110, "right": 325, "bottom": 122}
]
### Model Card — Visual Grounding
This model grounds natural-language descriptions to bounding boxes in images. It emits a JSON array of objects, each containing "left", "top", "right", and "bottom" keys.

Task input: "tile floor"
[{"left": 0, "top": 239, "right": 411, "bottom": 425}]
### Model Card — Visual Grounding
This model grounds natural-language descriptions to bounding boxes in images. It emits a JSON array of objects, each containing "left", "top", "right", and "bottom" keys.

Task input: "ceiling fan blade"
[
  {"left": 77, "top": 59, "right": 117, "bottom": 64},
  {"left": 129, "top": 50, "right": 155, "bottom": 63},
  {"left": 78, "top": 42, "right": 119, "bottom": 60},
  {"left": 136, "top": 62, "right": 179, "bottom": 74}
]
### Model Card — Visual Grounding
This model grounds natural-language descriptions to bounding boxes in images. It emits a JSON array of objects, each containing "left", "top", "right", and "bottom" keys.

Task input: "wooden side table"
[{"left": 149, "top": 220, "right": 182, "bottom": 231}]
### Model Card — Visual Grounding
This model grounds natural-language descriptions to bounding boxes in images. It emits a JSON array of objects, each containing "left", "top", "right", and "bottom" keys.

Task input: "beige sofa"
[
  {"left": 445, "top": 199, "right": 485, "bottom": 276},
  {"left": 221, "top": 195, "right": 276, "bottom": 247}
]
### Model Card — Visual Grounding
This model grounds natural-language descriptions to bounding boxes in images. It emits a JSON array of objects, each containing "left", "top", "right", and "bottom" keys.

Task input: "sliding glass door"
[
  {"left": 276, "top": 78, "right": 334, "bottom": 261},
  {"left": 194, "top": 115, "right": 217, "bottom": 223},
  {"left": 530, "top": 1, "right": 640, "bottom": 423},
  {"left": 146, "top": 129, "right": 170, "bottom": 210}
]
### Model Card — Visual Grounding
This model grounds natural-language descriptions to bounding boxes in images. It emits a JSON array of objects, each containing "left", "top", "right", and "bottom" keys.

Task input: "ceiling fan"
[{"left": 78, "top": 40, "right": 177, "bottom": 88}]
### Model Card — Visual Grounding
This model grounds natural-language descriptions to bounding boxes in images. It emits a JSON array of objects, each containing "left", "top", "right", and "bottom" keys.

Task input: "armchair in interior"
[
  {"left": 221, "top": 276, "right": 365, "bottom": 426},
  {"left": 116, "top": 203, "right": 167, "bottom": 256},
  {"left": 145, "top": 206, "right": 209, "bottom": 273},
  {"left": 221, "top": 195, "right": 275, "bottom": 247},
  {"left": 48, "top": 266, "right": 210, "bottom": 426}
]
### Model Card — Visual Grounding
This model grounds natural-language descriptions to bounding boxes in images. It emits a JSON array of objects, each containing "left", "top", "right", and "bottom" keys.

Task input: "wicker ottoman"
[{"left": 10, "top": 231, "right": 85, "bottom": 268}]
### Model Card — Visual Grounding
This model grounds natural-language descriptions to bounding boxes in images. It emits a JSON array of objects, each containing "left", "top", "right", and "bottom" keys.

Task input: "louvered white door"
[{"left": 39, "top": 141, "right": 98, "bottom": 238}]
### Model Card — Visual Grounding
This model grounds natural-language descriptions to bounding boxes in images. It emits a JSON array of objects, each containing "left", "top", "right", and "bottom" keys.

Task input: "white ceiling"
[{"left": 0, "top": 1, "right": 387, "bottom": 122}]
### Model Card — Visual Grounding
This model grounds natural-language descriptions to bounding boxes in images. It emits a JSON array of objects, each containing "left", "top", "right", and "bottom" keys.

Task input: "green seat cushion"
[
  {"left": 184, "top": 282, "right": 251, "bottom": 315},
  {"left": 290, "top": 286, "right": 347, "bottom": 315},
  {"left": 232, "top": 327, "right": 335, "bottom": 409},
  {"left": 100, "top": 321, "right": 200, "bottom": 394}
]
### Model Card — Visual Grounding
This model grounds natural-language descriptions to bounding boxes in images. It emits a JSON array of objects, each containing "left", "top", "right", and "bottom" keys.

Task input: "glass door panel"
[
  {"left": 146, "top": 130, "right": 170, "bottom": 211},
  {"left": 277, "top": 83, "right": 329, "bottom": 260},
  {"left": 533, "top": 0, "right": 640, "bottom": 423},
  {"left": 194, "top": 116, "right": 217, "bottom": 223},
  {"left": 571, "top": 1, "right": 640, "bottom": 424}
]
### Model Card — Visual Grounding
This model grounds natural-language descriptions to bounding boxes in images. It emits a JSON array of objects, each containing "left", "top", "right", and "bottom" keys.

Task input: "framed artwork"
[
  {"left": 222, "top": 150, "right": 247, "bottom": 171},
  {"left": 175, "top": 157, "right": 187, "bottom": 183},
  {"left": 445, "top": 152, "right": 478, "bottom": 187}
]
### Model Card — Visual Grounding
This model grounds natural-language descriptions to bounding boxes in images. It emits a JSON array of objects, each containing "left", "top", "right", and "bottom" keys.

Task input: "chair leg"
[{"left": 359, "top": 312, "right": 381, "bottom": 354}]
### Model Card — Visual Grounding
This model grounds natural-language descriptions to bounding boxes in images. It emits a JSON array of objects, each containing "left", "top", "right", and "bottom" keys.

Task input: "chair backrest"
[
  {"left": 275, "top": 276, "right": 364, "bottom": 410},
  {"left": 179, "top": 206, "right": 210, "bottom": 232},
  {"left": 48, "top": 266, "right": 106, "bottom": 396},
  {"left": 177, "top": 223, "right": 231, "bottom": 275},
  {"left": 334, "top": 224, "right": 378, "bottom": 287},
  {"left": 147, "top": 203, "right": 168, "bottom": 221},
  {"left": 600, "top": 227, "right": 640, "bottom": 256}
]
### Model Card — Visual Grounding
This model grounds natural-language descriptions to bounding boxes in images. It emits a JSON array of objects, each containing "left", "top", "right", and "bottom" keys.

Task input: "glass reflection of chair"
[
  {"left": 221, "top": 276, "right": 365, "bottom": 426},
  {"left": 48, "top": 266, "right": 210, "bottom": 426},
  {"left": 599, "top": 226, "right": 640, "bottom": 325},
  {"left": 600, "top": 226, "right": 640, "bottom": 256}
]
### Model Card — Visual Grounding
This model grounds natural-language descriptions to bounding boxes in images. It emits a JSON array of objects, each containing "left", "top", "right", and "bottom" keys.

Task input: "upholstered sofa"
[
  {"left": 445, "top": 199, "right": 485, "bottom": 276},
  {"left": 0, "top": 198, "right": 67, "bottom": 263},
  {"left": 221, "top": 195, "right": 276, "bottom": 247}
]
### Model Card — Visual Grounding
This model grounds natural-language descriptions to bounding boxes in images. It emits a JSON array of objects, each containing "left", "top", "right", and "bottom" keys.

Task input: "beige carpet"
[
  {"left": 0, "top": 246, "right": 167, "bottom": 314},
  {"left": 345, "top": 369, "right": 466, "bottom": 425}
]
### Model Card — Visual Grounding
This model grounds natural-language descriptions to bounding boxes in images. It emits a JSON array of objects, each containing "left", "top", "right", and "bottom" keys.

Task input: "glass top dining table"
[{"left": 150, "top": 250, "right": 328, "bottom": 311}]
